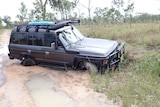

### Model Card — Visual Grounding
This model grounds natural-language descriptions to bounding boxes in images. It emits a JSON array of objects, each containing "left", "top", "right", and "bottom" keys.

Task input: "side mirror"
[
  {"left": 51, "top": 42, "right": 55, "bottom": 49},
  {"left": 71, "top": 25, "right": 74, "bottom": 30}
]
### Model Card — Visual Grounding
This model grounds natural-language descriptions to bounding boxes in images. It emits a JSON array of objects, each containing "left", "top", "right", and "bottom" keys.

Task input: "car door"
[
  {"left": 42, "top": 47, "right": 70, "bottom": 65},
  {"left": 43, "top": 33, "right": 76, "bottom": 66},
  {"left": 27, "top": 32, "right": 45, "bottom": 62}
]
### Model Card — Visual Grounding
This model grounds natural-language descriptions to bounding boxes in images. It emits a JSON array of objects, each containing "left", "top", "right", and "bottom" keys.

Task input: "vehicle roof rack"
[
  {"left": 15, "top": 20, "right": 80, "bottom": 32},
  {"left": 56, "top": 20, "right": 80, "bottom": 24}
]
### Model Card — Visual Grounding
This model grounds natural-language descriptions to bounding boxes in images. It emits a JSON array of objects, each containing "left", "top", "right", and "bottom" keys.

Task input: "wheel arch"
[
  {"left": 73, "top": 56, "right": 102, "bottom": 70},
  {"left": 20, "top": 52, "right": 35, "bottom": 61}
]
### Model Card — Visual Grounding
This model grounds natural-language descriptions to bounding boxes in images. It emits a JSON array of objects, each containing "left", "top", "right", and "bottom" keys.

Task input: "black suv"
[{"left": 8, "top": 20, "right": 125, "bottom": 73}]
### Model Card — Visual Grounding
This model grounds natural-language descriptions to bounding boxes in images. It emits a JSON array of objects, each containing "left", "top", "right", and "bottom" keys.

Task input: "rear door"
[
  {"left": 9, "top": 32, "right": 28, "bottom": 59},
  {"left": 27, "top": 32, "right": 45, "bottom": 62}
]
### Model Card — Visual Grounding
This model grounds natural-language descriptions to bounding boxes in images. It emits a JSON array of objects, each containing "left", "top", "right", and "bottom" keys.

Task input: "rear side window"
[
  {"left": 11, "top": 33, "right": 27, "bottom": 44},
  {"left": 28, "top": 33, "right": 43, "bottom": 46},
  {"left": 44, "top": 34, "right": 55, "bottom": 47}
]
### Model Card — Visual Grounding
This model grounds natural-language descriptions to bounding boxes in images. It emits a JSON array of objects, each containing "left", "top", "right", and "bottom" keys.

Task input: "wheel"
[
  {"left": 78, "top": 61, "right": 86, "bottom": 70},
  {"left": 22, "top": 57, "right": 36, "bottom": 66},
  {"left": 84, "top": 62, "right": 98, "bottom": 73}
]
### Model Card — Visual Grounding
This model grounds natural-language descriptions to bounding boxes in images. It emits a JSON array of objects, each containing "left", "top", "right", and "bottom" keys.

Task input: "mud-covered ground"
[{"left": 0, "top": 31, "right": 120, "bottom": 107}]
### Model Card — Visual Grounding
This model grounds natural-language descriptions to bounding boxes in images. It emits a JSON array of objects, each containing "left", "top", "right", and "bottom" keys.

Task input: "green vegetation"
[
  {"left": 14, "top": 0, "right": 160, "bottom": 26},
  {"left": 78, "top": 23, "right": 160, "bottom": 107}
]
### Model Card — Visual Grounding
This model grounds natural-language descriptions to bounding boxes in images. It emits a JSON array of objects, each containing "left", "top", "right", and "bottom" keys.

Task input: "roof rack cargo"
[{"left": 28, "top": 21, "right": 55, "bottom": 26}]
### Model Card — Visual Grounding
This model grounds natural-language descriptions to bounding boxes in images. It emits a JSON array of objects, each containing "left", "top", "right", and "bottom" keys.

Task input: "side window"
[
  {"left": 28, "top": 33, "right": 43, "bottom": 46},
  {"left": 34, "top": 33, "right": 43, "bottom": 46},
  {"left": 59, "top": 33, "right": 68, "bottom": 47},
  {"left": 28, "top": 34, "right": 33, "bottom": 45},
  {"left": 44, "top": 33, "right": 55, "bottom": 47},
  {"left": 11, "top": 33, "right": 27, "bottom": 44}
]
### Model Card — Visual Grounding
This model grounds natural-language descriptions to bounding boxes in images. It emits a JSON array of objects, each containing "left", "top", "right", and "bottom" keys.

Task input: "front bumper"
[{"left": 105, "top": 42, "right": 125, "bottom": 70}]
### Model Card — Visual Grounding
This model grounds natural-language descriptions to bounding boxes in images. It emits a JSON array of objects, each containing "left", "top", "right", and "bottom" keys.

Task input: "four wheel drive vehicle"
[{"left": 8, "top": 20, "right": 125, "bottom": 73}]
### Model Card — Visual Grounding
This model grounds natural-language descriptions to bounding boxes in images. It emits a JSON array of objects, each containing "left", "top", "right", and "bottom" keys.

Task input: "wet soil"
[{"left": 0, "top": 30, "right": 119, "bottom": 107}]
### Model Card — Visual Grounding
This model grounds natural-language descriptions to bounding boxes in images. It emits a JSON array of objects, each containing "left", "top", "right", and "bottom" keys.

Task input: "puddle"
[
  {"left": 26, "top": 75, "right": 77, "bottom": 107},
  {"left": 0, "top": 57, "right": 5, "bottom": 86},
  {"left": 0, "top": 71, "right": 5, "bottom": 87},
  {"left": 0, "top": 44, "right": 9, "bottom": 56},
  {"left": 0, "top": 57, "right": 2, "bottom": 68},
  {"left": 0, "top": 44, "right": 8, "bottom": 86}
]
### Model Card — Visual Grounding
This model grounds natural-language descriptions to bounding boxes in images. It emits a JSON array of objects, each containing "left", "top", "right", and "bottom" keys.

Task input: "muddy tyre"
[
  {"left": 22, "top": 57, "right": 36, "bottom": 66},
  {"left": 85, "top": 62, "right": 98, "bottom": 73}
]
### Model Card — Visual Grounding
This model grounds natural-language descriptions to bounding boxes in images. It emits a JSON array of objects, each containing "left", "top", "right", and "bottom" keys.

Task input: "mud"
[
  {"left": 26, "top": 74, "right": 77, "bottom": 107},
  {"left": 0, "top": 30, "right": 119, "bottom": 107}
]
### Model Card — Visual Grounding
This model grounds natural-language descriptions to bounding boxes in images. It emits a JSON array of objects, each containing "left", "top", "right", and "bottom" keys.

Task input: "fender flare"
[{"left": 20, "top": 52, "right": 35, "bottom": 61}]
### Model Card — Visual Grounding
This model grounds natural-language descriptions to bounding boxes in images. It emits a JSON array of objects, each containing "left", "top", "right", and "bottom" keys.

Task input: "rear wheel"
[{"left": 22, "top": 57, "right": 36, "bottom": 66}]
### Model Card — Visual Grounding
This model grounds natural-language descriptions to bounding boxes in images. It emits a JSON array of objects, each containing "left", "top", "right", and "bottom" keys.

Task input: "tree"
[
  {"left": 124, "top": 0, "right": 134, "bottom": 28},
  {"left": 17, "top": 0, "right": 57, "bottom": 21},
  {"left": 49, "top": 0, "right": 78, "bottom": 19},
  {"left": 111, "top": 0, "right": 124, "bottom": 23},
  {"left": 3, "top": 16, "right": 12, "bottom": 28},
  {"left": 0, "top": 17, "right": 2, "bottom": 29},
  {"left": 112, "top": 0, "right": 124, "bottom": 10},
  {"left": 16, "top": 2, "right": 28, "bottom": 22},
  {"left": 87, "top": 0, "right": 92, "bottom": 18},
  {"left": 45, "top": 12, "right": 56, "bottom": 20},
  {"left": 42, "top": 0, "right": 48, "bottom": 20},
  {"left": 28, "top": 9, "right": 36, "bottom": 21},
  {"left": 94, "top": 7, "right": 108, "bottom": 24},
  {"left": 79, "top": 0, "right": 92, "bottom": 19},
  {"left": 32, "top": 0, "right": 48, "bottom": 20},
  {"left": 107, "top": 7, "right": 123, "bottom": 24}
]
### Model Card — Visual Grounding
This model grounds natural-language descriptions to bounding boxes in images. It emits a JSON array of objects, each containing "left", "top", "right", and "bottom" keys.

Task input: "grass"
[{"left": 78, "top": 23, "right": 160, "bottom": 107}]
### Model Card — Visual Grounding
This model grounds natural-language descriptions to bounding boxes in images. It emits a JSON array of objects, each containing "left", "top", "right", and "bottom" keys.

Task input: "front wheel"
[{"left": 84, "top": 62, "right": 98, "bottom": 73}]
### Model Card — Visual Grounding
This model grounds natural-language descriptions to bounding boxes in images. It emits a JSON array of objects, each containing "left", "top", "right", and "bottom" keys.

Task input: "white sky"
[{"left": 0, "top": 0, "right": 160, "bottom": 21}]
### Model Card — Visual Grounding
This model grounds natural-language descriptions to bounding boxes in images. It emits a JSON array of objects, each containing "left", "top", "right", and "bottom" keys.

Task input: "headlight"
[{"left": 102, "top": 60, "right": 108, "bottom": 64}]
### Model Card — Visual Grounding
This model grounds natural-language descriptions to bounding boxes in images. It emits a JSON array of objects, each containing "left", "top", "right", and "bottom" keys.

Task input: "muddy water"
[
  {"left": 26, "top": 75, "right": 77, "bottom": 107},
  {"left": 0, "top": 57, "right": 5, "bottom": 86},
  {"left": 0, "top": 44, "right": 9, "bottom": 56},
  {"left": 0, "top": 57, "right": 2, "bottom": 68},
  {"left": 0, "top": 45, "right": 7, "bottom": 86}
]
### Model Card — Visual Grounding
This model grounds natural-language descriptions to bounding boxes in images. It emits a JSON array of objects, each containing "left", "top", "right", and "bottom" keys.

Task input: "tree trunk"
[{"left": 130, "top": 14, "right": 132, "bottom": 28}]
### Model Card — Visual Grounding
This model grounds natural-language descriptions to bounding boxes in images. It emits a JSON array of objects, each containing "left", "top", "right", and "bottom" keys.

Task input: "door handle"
[
  {"left": 45, "top": 51, "right": 49, "bottom": 55},
  {"left": 27, "top": 50, "right": 31, "bottom": 53}
]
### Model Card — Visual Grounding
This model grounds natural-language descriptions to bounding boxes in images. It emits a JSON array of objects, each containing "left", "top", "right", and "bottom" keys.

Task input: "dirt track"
[{"left": 0, "top": 30, "right": 119, "bottom": 107}]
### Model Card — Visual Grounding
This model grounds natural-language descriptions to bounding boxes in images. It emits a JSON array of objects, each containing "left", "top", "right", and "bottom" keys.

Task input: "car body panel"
[{"left": 68, "top": 37, "right": 118, "bottom": 57}]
